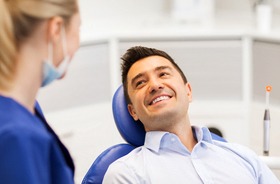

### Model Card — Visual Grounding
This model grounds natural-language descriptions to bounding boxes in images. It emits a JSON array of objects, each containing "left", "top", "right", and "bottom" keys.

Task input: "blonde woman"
[{"left": 0, "top": 0, "right": 81, "bottom": 183}]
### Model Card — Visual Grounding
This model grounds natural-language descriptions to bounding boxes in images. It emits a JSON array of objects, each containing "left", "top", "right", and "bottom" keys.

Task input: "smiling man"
[{"left": 102, "top": 46, "right": 279, "bottom": 184}]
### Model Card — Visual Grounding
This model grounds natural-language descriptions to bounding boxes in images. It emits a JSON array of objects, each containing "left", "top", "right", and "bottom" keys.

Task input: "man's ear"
[
  {"left": 127, "top": 104, "right": 139, "bottom": 121},
  {"left": 47, "top": 16, "right": 64, "bottom": 43},
  {"left": 186, "top": 82, "right": 192, "bottom": 102}
]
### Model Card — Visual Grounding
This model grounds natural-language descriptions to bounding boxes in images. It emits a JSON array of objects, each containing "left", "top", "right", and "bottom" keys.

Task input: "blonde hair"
[{"left": 0, "top": 0, "right": 78, "bottom": 89}]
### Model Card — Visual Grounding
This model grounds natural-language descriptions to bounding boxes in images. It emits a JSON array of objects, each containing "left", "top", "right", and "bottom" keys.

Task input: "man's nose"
[{"left": 148, "top": 77, "right": 163, "bottom": 94}]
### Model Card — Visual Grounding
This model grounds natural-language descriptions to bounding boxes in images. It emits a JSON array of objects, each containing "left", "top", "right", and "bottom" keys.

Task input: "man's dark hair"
[{"left": 121, "top": 46, "right": 188, "bottom": 104}]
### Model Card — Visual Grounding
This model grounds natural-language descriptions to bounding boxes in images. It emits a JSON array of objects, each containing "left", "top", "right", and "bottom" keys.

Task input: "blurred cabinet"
[
  {"left": 118, "top": 39, "right": 243, "bottom": 101},
  {"left": 250, "top": 39, "right": 280, "bottom": 157},
  {"left": 38, "top": 42, "right": 111, "bottom": 113},
  {"left": 252, "top": 40, "right": 280, "bottom": 106}
]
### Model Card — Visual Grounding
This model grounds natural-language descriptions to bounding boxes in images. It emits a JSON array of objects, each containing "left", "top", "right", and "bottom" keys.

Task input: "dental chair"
[{"left": 82, "top": 85, "right": 226, "bottom": 184}]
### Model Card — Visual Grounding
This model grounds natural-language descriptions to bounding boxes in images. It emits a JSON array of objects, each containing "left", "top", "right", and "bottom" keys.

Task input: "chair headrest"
[{"left": 112, "top": 85, "right": 146, "bottom": 147}]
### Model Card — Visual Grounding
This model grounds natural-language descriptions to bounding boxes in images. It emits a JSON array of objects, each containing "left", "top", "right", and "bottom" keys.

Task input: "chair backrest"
[
  {"left": 82, "top": 85, "right": 226, "bottom": 184},
  {"left": 82, "top": 85, "right": 142, "bottom": 184},
  {"left": 112, "top": 85, "right": 145, "bottom": 147}
]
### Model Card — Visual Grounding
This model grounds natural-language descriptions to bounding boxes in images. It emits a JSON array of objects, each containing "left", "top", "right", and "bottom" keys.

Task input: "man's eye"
[
  {"left": 160, "top": 72, "right": 169, "bottom": 77},
  {"left": 136, "top": 80, "right": 145, "bottom": 87}
]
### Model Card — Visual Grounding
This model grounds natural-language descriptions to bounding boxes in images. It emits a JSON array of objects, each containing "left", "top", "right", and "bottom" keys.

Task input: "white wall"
[
  {"left": 78, "top": 0, "right": 169, "bottom": 31},
  {"left": 78, "top": 0, "right": 280, "bottom": 33}
]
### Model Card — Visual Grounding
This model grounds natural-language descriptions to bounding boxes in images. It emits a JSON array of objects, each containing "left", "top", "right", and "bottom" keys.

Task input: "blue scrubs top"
[{"left": 0, "top": 95, "right": 75, "bottom": 184}]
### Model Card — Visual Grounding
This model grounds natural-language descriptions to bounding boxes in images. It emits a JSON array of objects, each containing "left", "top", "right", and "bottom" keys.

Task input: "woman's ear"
[
  {"left": 127, "top": 103, "right": 139, "bottom": 121},
  {"left": 186, "top": 82, "right": 192, "bottom": 102},
  {"left": 47, "top": 16, "right": 64, "bottom": 43}
]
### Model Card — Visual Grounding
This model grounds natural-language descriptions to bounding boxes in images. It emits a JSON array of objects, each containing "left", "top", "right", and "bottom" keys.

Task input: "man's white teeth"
[{"left": 152, "top": 96, "right": 169, "bottom": 104}]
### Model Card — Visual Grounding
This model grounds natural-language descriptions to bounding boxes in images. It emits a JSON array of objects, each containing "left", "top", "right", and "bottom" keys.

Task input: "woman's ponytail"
[{"left": 0, "top": 0, "right": 17, "bottom": 89}]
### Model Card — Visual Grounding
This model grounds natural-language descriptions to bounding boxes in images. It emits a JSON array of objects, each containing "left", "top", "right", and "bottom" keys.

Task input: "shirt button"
[{"left": 171, "top": 138, "right": 176, "bottom": 142}]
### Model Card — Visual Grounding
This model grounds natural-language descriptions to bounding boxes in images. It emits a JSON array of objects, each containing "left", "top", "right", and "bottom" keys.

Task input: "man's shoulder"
[
  {"left": 103, "top": 146, "right": 148, "bottom": 183},
  {"left": 213, "top": 141, "right": 256, "bottom": 156},
  {"left": 115, "top": 146, "right": 145, "bottom": 162},
  {"left": 212, "top": 140, "right": 261, "bottom": 168},
  {"left": 107, "top": 145, "right": 152, "bottom": 171}
]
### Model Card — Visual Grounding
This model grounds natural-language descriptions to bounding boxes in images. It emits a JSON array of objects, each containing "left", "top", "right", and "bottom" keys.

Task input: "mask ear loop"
[
  {"left": 61, "top": 26, "right": 68, "bottom": 57},
  {"left": 48, "top": 41, "right": 53, "bottom": 65},
  {"left": 56, "top": 25, "right": 71, "bottom": 74}
]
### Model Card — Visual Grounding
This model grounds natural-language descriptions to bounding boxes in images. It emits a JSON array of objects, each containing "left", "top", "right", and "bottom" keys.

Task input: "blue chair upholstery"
[
  {"left": 81, "top": 144, "right": 135, "bottom": 184},
  {"left": 112, "top": 85, "right": 145, "bottom": 147},
  {"left": 82, "top": 85, "right": 226, "bottom": 184}
]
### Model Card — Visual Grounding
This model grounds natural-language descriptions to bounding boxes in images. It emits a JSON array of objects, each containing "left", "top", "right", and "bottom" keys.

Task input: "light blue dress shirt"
[{"left": 103, "top": 126, "right": 279, "bottom": 184}]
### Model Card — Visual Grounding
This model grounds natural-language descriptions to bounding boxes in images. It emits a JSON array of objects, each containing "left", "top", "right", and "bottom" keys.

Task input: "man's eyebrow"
[
  {"left": 131, "top": 73, "right": 144, "bottom": 86},
  {"left": 155, "top": 65, "right": 173, "bottom": 72}
]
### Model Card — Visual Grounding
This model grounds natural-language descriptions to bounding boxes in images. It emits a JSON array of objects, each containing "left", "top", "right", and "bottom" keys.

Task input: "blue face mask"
[
  {"left": 41, "top": 26, "right": 70, "bottom": 87},
  {"left": 41, "top": 61, "right": 62, "bottom": 87}
]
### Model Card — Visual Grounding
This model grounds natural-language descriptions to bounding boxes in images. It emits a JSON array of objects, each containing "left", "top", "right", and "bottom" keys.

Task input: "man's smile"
[{"left": 149, "top": 95, "right": 171, "bottom": 105}]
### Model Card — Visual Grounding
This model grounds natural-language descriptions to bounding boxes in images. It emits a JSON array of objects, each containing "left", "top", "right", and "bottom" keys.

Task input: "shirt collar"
[
  {"left": 193, "top": 126, "right": 214, "bottom": 143},
  {"left": 144, "top": 126, "right": 214, "bottom": 153},
  {"left": 144, "top": 131, "right": 168, "bottom": 152}
]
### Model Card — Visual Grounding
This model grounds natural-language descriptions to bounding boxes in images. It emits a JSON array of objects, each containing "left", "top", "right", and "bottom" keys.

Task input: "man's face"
[{"left": 127, "top": 56, "right": 192, "bottom": 131}]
